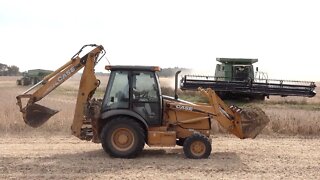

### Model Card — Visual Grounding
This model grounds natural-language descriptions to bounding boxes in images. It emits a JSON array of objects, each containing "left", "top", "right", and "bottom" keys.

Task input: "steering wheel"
[
  {"left": 133, "top": 89, "right": 149, "bottom": 100},
  {"left": 139, "top": 90, "right": 149, "bottom": 99}
]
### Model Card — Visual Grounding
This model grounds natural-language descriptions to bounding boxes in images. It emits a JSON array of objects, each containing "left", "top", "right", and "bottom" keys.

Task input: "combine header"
[{"left": 180, "top": 58, "right": 316, "bottom": 100}]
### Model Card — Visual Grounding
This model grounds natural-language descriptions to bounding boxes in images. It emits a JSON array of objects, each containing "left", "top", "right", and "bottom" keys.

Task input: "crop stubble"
[{"left": 0, "top": 77, "right": 319, "bottom": 179}]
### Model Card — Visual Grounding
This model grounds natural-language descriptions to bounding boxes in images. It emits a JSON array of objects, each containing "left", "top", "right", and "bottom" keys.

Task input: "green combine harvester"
[
  {"left": 16, "top": 69, "right": 53, "bottom": 86},
  {"left": 180, "top": 58, "right": 316, "bottom": 100}
]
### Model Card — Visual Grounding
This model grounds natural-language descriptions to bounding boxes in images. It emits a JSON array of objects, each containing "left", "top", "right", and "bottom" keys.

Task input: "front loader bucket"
[
  {"left": 238, "top": 106, "right": 269, "bottom": 138},
  {"left": 230, "top": 105, "right": 270, "bottom": 139},
  {"left": 23, "top": 104, "right": 58, "bottom": 128}
]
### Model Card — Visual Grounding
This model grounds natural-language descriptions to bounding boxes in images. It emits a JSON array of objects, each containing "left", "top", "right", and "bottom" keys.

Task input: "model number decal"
[{"left": 175, "top": 105, "right": 193, "bottom": 111}]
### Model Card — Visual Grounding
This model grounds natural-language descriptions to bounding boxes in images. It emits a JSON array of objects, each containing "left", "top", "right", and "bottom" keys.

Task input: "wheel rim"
[
  {"left": 111, "top": 128, "right": 135, "bottom": 152},
  {"left": 190, "top": 140, "right": 206, "bottom": 157}
]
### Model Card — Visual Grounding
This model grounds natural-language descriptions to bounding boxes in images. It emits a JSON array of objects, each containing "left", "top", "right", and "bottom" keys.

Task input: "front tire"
[
  {"left": 183, "top": 134, "right": 212, "bottom": 159},
  {"left": 101, "top": 117, "right": 145, "bottom": 158}
]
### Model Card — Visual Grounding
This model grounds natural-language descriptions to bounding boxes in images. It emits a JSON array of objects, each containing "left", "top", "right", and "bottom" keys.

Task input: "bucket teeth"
[{"left": 230, "top": 105, "right": 243, "bottom": 113}]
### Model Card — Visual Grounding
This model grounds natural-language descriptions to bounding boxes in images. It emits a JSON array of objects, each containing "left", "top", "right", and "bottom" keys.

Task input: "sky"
[{"left": 0, "top": 0, "right": 319, "bottom": 81}]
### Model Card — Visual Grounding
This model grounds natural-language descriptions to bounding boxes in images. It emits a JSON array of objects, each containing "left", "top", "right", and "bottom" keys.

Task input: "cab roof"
[
  {"left": 216, "top": 58, "right": 258, "bottom": 64},
  {"left": 105, "top": 65, "right": 160, "bottom": 72}
]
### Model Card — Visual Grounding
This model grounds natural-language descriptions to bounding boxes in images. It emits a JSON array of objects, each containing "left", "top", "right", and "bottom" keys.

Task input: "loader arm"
[
  {"left": 198, "top": 88, "right": 269, "bottom": 139},
  {"left": 16, "top": 44, "right": 105, "bottom": 138}
]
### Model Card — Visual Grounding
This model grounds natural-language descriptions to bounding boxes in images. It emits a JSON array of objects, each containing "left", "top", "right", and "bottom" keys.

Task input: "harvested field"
[
  {"left": 0, "top": 135, "right": 319, "bottom": 179},
  {"left": 0, "top": 76, "right": 320, "bottom": 179}
]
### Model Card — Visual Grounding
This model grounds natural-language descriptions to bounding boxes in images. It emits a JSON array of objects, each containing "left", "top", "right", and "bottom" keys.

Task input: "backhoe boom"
[{"left": 16, "top": 45, "right": 105, "bottom": 139}]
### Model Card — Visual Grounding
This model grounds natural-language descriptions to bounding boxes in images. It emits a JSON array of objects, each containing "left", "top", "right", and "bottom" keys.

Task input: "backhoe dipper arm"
[{"left": 16, "top": 45, "right": 105, "bottom": 136}]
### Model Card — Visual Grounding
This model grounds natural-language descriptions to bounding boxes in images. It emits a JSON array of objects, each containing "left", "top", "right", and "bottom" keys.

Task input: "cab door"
[
  {"left": 131, "top": 71, "right": 161, "bottom": 126},
  {"left": 103, "top": 70, "right": 130, "bottom": 110}
]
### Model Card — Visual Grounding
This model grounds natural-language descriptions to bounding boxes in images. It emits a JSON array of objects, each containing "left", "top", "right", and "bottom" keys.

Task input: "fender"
[{"left": 100, "top": 109, "right": 149, "bottom": 129}]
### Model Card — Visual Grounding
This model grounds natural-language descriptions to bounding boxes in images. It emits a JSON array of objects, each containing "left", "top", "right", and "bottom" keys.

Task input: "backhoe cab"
[{"left": 16, "top": 44, "right": 269, "bottom": 159}]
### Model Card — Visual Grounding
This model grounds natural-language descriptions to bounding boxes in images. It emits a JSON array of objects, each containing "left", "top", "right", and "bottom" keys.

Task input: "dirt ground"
[
  {"left": 1, "top": 77, "right": 319, "bottom": 179},
  {"left": 1, "top": 135, "right": 319, "bottom": 179}
]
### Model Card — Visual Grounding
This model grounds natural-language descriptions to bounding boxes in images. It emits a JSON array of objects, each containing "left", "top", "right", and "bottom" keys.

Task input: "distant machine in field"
[
  {"left": 16, "top": 69, "right": 53, "bottom": 86},
  {"left": 180, "top": 58, "right": 316, "bottom": 100}
]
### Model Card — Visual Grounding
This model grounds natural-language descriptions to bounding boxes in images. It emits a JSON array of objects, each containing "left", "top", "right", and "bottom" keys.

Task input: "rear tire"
[
  {"left": 183, "top": 134, "right": 211, "bottom": 159},
  {"left": 101, "top": 117, "right": 145, "bottom": 158}
]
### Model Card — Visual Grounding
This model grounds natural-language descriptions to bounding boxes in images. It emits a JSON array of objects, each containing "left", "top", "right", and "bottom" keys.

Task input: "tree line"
[{"left": 0, "top": 63, "right": 20, "bottom": 76}]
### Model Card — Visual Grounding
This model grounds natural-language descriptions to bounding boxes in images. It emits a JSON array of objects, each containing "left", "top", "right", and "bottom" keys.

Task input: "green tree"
[
  {"left": 8, "top": 65, "right": 20, "bottom": 76},
  {"left": 0, "top": 63, "right": 21, "bottom": 76},
  {"left": 0, "top": 63, "right": 9, "bottom": 76}
]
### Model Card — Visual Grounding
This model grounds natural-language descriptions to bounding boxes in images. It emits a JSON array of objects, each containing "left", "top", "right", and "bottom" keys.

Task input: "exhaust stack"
[{"left": 175, "top": 70, "right": 181, "bottom": 100}]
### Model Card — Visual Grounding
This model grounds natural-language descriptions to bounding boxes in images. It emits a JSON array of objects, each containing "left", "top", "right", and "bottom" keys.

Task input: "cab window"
[{"left": 104, "top": 71, "right": 129, "bottom": 109}]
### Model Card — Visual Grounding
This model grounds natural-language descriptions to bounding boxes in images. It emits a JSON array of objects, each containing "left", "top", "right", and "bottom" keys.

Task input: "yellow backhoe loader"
[{"left": 16, "top": 44, "right": 269, "bottom": 159}]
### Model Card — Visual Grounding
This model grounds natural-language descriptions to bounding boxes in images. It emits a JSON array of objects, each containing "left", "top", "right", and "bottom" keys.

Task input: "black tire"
[
  {"left": 16, "top": 80, "right": 21, "bottom": 85},
  {"left": 176, "top": 138, "right": 185, "bottom": 146},
  {"left": 101, "top": 117, "right": 145, "bottom": 158},
  {"left": 183, "top": 134, "right": 212, "bottom": 159},
  {"left": 31, "top": 78, "right": 38, "bottom": 85}
]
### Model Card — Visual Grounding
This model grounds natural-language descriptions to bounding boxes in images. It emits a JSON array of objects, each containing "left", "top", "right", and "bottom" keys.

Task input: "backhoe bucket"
[
  {"left": 23, "top": 104, "right": 58, "bottom": 128},
  {"left": 232, "top": 105, "right": 270, "bottom": 139}
]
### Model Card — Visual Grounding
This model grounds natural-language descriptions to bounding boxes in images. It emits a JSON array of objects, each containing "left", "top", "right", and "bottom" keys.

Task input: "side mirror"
[{"left": 256, "top": 67, "right": 259, "bottom": 72}]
